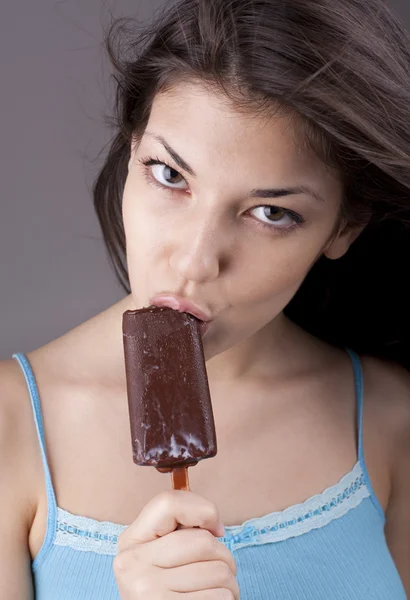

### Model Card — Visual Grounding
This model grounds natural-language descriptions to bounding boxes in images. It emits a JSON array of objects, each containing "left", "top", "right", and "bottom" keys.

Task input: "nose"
[{"left": 169, "top": 212, "right": 225, "bottom": 284}]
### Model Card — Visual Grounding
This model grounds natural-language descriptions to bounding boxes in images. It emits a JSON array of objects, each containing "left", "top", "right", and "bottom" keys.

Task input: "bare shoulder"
[
  {"left": 0, "top": 358, "right": 43, "bottom": 596},
  {"left": 0, "top": 358, "right": 42, "bottom": 521},
  {"left": 360, "top": 355, "right": 410, "bottom": 453},
  {"left": 0, "top": 358, "right": 29, "bottom": 457}
]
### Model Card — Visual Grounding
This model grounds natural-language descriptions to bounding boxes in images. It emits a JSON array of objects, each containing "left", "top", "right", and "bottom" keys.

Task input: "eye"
[
  {"left": 250, "top": 205, "right": 302, "bottom": 228},
  {"left": 152, "top": 163, "right": 187, "bottom": 189},
  {"left": 143, "top": 159, "right": 188, "bottom": 190}
]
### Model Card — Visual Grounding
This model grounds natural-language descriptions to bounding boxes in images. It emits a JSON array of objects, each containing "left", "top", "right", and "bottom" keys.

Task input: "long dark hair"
[{"left": 93, "top": 0, "right": 410, "bottom": 368}]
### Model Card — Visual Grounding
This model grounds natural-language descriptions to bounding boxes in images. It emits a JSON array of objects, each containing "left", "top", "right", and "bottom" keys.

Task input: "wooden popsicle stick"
[{"left": 171, "top": 466, "right": 190, "bottom": 491}]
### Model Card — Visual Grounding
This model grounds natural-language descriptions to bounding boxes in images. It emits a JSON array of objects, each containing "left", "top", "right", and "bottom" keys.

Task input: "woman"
[{"left": 1, "top": 0, "right": 410, "bottom": 598}]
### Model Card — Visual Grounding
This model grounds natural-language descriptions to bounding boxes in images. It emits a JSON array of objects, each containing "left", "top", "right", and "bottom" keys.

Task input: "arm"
[
  {"left": 382, "top": 366, "right": 410, "bottom": 594},
  {"left": 385, "top": 415, "right": 410, "bottom": 593},
  {"left": 0, "top": 360, "right": 37, "bottom": 599},
  {"left": 361, "top": 356, "right": 410, "bottom": 592}
]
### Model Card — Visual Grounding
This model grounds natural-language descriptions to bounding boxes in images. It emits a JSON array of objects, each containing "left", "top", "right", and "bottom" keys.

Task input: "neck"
[{"left": 205, "top": 312, "right": 294, "bottom": 382}]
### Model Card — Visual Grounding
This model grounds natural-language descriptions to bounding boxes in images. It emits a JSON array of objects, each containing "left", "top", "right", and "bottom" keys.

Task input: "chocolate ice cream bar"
[{"left": 122, "top": 306, "right": 217, "bottom": 489}]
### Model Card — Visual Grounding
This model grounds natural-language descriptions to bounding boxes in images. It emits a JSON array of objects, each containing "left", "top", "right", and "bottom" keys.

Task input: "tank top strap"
[
  {"left": 12, "top": 353, "right": 58, "bottom": 539},
  {"left": 345, "top": 348, "right": 385, "bottom": 522}
]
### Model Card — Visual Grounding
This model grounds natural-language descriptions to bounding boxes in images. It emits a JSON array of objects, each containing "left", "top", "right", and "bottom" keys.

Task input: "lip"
[{"left": 149, "top": 294, "right": 213, "bottom": 323}]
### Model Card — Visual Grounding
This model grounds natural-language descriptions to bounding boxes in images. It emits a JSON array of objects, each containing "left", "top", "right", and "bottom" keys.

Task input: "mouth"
[
  {"left": 150, "top": 294, "right": 212, "bottom": 321},
  {"left": 149, "top": 294, "right": 213, "bottom": 337}
]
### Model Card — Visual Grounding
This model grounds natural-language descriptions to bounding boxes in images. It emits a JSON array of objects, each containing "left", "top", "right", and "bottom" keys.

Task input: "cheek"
[
  {"left": 230, "top": 231, "right": 323, "bottom": 310},
  {"left": 122, "top": 179, "right": 163, "bottom": 262}
]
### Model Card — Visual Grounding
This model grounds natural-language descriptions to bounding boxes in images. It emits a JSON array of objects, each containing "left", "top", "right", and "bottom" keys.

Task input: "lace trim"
[
  {"left": 220, "top": 461, "right": 370, "bottom": 551},
  {"left": 54, "top": 462, "right": 370, "bottom": 555},
  {"left": 55, "top": 508, "right": 127, "bottom": 556}
]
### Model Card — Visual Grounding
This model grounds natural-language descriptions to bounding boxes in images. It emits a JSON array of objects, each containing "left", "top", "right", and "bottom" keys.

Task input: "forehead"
[{"left": 144, "top": 81, "right": 341, "bottom": 192}]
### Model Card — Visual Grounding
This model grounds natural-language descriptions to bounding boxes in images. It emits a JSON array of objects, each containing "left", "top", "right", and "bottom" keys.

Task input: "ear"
[{"left": 323, "top": 224, "right": 366, "bottom": 260}]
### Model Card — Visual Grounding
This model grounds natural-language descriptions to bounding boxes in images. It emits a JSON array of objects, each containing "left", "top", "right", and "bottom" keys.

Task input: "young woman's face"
[{"left": 123, "top": 82, "right": 350, "bottom": 360}]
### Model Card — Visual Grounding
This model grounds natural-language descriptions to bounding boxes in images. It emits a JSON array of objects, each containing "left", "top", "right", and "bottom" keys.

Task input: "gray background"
[{"left": 0, "top": 0, "right": 409, "bottom": 359}]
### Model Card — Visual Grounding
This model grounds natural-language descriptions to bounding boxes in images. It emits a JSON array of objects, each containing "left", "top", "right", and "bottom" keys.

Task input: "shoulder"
[
  {"left": 360, "top": 355, "right": 410, "bottom": 506},
  {"left": 0, "top": 358, "right": 29, "bottom": 455},
  {"left": 359, "top": 355, "right": 410, "bottom": 476},
  {"left": 0, "top": 359, "right": 40, "bottom": 594},
  {"left": 0, "top": 358, "right": 42, "bottom": 525},
  {"left": 360, "top": 355, "right": 410, "bottom": 448},
  {"left": 0, "top": 357, "right": 35, "bottom": 441}
]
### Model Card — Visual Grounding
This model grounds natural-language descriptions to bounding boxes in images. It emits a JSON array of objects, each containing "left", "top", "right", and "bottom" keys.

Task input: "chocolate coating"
[{"left": 122, "top": 307, "right": 217, "bottom": 469}]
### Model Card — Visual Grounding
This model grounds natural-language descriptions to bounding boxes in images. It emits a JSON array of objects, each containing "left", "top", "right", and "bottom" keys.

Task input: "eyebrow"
[{"left": 144, "top": 131, "right": 326, "bottom": 203}]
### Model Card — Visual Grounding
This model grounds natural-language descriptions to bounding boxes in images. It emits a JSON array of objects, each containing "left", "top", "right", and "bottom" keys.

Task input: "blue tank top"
[{"left": 12, "top": 350, "right": 406, "bottom": 599}]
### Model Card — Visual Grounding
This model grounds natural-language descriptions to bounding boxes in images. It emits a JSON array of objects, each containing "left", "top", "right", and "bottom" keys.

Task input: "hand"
[{"left": 114, "top": 490, "right": 240, "bottom": 599}]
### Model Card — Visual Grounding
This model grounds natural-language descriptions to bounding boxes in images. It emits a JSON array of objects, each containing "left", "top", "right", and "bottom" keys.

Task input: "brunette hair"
[{"left": 93, "top": 0, "right": 410, "bottom": 368}]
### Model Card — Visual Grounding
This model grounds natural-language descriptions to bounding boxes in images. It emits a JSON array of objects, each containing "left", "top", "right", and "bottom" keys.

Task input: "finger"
[
  {"left": 144, "top": 528, "right": 237, "bottom": 575},
  {"left": 113, "top": 552, "right": 164, "bottom": 597},
  {"left": 119, "top": 490, "right": 224, "bottom": 548},
  {"left": 165, "top": 561, "right": 239, "bottom": 598}
]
